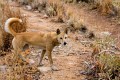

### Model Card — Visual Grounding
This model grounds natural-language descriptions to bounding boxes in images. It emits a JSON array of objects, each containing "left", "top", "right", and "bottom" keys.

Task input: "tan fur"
[
  {"left": 0, "top": 27, "right": 4, "bottom": 50},
  {"left": 5, "top": 18, "right": 68, "bottom": 70}
]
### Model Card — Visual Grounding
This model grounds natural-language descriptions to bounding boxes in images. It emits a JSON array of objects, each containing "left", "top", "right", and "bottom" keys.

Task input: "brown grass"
[
  {"left": 0, "top": 1, "right": 27, "bottom": 52},
  {"left": 94, "top": 0, "right": 114, "bottom": 15},
  {"left": 85, "top": 35, "right": 120, "bottom": 79},
  {"left": 0, "top": 1, "right": 40, "bottom": 79},
  {"left": 0, "top": 52, "right": 40, "bottom": 80}
]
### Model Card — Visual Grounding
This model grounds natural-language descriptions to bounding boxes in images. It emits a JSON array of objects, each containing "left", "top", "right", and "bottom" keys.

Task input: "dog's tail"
[{"left": 4, "top": 18, "right": 22, "bottom": 36}]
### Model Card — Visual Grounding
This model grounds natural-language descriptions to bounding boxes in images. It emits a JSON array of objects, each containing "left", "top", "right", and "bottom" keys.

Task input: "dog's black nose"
[{"left": 64, "top": 42, "right": 67, "bottom": 45}]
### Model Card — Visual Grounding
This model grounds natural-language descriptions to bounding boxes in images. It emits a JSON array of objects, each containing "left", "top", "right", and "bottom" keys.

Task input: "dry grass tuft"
[
  {"left": 0, "top": 52, "right": 40, "bottom": 80},
  {"left": 17, "top": 0, "right": 47, "bottom": 12},
  {"left": 93, "top": 0, "right": 117, "bottom": 16},
  {"left": 82, "top": 35, "right": 120, "bottom": 79},
  {"left": 46, "top": 0, "right": 65, "bottom": 18},
  {"left": 83, "top": 54, "right": 120, "bottom": 80},
  {"left": 0, "top": 1, "right": 27, "bottom": 52}
]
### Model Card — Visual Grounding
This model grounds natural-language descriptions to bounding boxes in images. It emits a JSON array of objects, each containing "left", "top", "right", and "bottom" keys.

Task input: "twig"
[
  {"left": 80, "top": 41, "right": 92, "bottom": 43},
  {"left": 98, "top": 50, "right": 115, "bottom": 54}
]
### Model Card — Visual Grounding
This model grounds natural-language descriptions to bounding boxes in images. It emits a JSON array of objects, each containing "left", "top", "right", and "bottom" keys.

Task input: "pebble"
[
  {"left": 26, "top": 5, "right": 32, "bottom": 10},
  {"left": 38, "top": 67, "right": 51, "bottom": 72},
  {"left": 0, "top": 65, "right": 7, "bottom": 73},
  {"left": 34, "top": 11, "right": 39, "bottom": 13},
  {"left": 42, "top": 14, "right": 49, "bottom": 19}
]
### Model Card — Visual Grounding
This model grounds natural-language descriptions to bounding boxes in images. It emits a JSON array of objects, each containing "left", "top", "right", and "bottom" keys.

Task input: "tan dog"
[{"left": 4, "top": 18, "right": 68, "bottom": 70}]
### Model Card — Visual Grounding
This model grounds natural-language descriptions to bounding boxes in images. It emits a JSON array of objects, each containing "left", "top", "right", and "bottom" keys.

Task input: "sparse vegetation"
[
  {"left": 81, "top": 34, "right": 120, "bottom": 80},
  {"left": 96, "top": 0, "right": 116, "bottom": 16},
  {"left": 83, "top": 53, "right": 120, "bottom": 80},
  {"left": 0, "top": 1, "right": 36, "bottom": 79},
  {"left": 0, "top": 52, "right": 40, "bottom": 80},
  {"left": 0, "top": 1, "right": 27, "bottom": 52},
  {"left": 88, "top": 0, "right": 118, "bottom": 16}
]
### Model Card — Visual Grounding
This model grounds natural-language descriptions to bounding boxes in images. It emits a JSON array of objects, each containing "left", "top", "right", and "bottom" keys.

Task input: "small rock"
[
  {"left": 51, "top": 65, "right": 59, "bottom": 71},
  {"left": 99, "top": 31, "right": 111, "bottom": 38},
  {"left": 34, "top": 11, "right": 39, "bottom": 13},
  {"left": 75, "top": 71, "right": 80, "bottom": 76},
  {"left": 31, "top": 52, "right": 39, "bottom": 56},
  {"left": 0, "top": 65, "right": 7, "bottom": 73},
  {"left": 26, "top": 5, "right": 32, "bottom": 10},
  {"left": 38, "top": 67, "right": 51, "bottom": 72},
  {"left": 22, "top": 14, "right": 27, "bottom": 17},
  {"left": 42, "top": 14, "right": 49, "bottom": 19},
  {"left": 29, "top": 59, "right": 35, "bottom": 65},
  {"left": 80, "top": 70, "right": 88, "bottom": 75}
]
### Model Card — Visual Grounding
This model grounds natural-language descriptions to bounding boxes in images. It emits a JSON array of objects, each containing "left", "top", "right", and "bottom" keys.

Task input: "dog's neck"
[
  {"left": 53, "top": 37, "right": 59, "bottom": 46},
  {"left": 48, "top": 32, "right": 60, "bottom": 47},
  {"left": 48, "top": 32, "right": 58, "bottom": 45}
]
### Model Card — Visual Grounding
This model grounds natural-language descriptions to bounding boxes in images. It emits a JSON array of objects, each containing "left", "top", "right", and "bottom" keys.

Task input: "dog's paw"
[{"left": 51, "top": 65, "right": 59, "bottom": 71}]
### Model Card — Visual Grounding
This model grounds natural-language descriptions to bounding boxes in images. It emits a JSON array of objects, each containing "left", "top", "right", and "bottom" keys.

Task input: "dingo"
[{"left": 4, "top": 18, "right": 68, "bottom": 70}]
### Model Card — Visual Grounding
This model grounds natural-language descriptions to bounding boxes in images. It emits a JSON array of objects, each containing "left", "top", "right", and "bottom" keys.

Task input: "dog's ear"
[
  {"left": 56, "top": 29, "right": 60, "bottom": 35},
  {"left": 64, "top": 28, "right": 68, "bottom": 34}
]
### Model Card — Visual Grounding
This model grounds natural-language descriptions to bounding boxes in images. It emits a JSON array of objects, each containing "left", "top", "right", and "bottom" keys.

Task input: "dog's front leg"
[
  {"left": 46, "top": 50, "right": 53, "bottom": 65},
  {"left": 39, "top": 50, "right": 46, "bottom": 66},
  {"left": 46, "top": 49, "right": 58, "bottom": 71}
]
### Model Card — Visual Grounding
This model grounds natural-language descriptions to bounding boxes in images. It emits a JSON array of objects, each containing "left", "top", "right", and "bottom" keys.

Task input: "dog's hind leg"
[
  {"left": 39, "top": 50, "right": 46, "bottom": 66},
  {"left": 13, "top": 48, "right": 24, "bottom": 64},
  {"left": 12, "top": 38, "right": 27, "bottom": 63}
]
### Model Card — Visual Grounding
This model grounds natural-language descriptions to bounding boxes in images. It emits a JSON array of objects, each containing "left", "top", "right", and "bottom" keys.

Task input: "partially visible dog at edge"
[{"left": 4, "top": 18, "right": 68, "bottom": 70}]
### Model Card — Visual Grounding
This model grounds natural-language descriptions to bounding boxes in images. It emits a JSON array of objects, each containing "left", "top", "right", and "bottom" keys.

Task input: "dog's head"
[{"left": 56, "top": 28, "right": 68, "bottom": 46}]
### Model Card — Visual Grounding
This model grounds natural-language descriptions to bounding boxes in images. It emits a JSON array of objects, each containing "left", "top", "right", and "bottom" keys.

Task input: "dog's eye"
[
  {"left": 65, "top": 37, "right": 67, "bottom": 39},
  {"left": 60, "top": 37, "right": 62, "bottom": 39}
]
